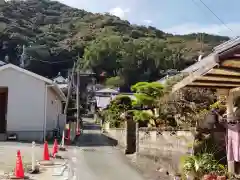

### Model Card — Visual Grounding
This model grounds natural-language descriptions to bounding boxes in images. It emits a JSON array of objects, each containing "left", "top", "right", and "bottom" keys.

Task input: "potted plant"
[
  {"left": 202, "top": 163, "right": 227, "bottom": 180},
  {"left": 181, "top": 153, "right": 224, "bottom": 180},
  {"left": 216, "top": 164, "right": 228, "bottom": 180},
  {"left": 202, "top": 173, "right": 217, "bottom": 180},
  {"left": 216, "top": 176, "right": 226, "bottom": 180}
]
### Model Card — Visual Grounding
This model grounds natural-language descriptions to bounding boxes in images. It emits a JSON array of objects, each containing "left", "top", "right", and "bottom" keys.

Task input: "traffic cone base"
[
  {"left": 10, "top": 176, "right": 29, "bottom": 180},
  {"left": 59, "top": 146, "right": 66, "bottom": 151},
  {"left": 29, "top": 164, "right": 40, "bottom": 174},
  {"left": 12, "top": 150, "right": 26, "bottom": 179}
]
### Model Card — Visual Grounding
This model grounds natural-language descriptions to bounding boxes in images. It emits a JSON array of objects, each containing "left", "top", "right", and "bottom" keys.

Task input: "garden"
[{"left": 97, "top": 74, "right": 233, "bottom": 179}]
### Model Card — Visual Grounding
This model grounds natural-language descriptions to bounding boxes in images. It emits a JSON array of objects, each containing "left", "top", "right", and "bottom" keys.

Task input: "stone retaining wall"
[{"left": 104, "top": 124, "right": 195, "bottom": 172}]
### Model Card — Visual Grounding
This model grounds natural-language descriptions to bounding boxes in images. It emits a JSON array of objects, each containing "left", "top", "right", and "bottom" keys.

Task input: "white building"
[
  {"left": 0, "top": 64, "right": 66, "bottom": 142},
  {"left": 53, "top": 72, "right": 68, "bottom": 91},
  {"left": 95, "top": 88, "right": 136, "bottom": 109}
]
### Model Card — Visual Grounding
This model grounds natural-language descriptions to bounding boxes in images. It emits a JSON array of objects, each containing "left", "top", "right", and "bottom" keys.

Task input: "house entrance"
[{"left": 0, "top": 88, "right": 8, "bottom": 133}]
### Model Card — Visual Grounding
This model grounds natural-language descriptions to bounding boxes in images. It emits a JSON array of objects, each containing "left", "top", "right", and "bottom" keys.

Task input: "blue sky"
[{"left": 56, "top": 0, "right": 240, "bottom": 37}]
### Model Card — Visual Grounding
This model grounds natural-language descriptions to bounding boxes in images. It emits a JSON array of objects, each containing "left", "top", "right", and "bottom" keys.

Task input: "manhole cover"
[{"left": 82, "top": 149, "right": 96, "bottom": 152}]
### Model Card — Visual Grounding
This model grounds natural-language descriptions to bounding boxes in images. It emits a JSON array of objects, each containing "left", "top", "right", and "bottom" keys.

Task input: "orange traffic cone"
[
  {"left": 15, "top": 150, "right": 25, "bottom": 178},
  {"left": 52, "top": 139, "right": 58, "bottom": 157},
  {"left": 43, "top": 141, "right": 50, "bottom": 161}
]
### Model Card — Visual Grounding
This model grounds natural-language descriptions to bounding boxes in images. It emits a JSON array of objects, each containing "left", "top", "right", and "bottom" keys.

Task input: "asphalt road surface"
[{"left": 72, "top": 118, "right": 145, "bottom": 180}]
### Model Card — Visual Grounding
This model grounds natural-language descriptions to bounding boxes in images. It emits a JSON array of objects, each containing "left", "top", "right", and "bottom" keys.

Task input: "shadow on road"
[
  {"left": 76, "top": 133, "right": 118, "bottom": 147},
  {"left": 75, "top": 120, "right": 118, "bottom": 147}
]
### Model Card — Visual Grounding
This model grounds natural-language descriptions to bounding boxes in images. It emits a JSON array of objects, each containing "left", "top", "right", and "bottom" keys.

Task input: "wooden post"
[
  {"left": 226, "top": 90, "right": 235, "bottom": 174},
  {"left": 76, "top": 71, "right": 80, "bottom": 132},
  {"left": 216, "top": 89, "right": 235, "bottom": 173}
]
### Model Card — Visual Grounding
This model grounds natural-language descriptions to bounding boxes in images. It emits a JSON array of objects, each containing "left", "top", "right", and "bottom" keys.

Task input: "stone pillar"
[
  {"left": 105, "top": 122, "right": 110, "bottom": 131},
  {"left": 125, "top": 117, "right": 136, "bottom": 154}
]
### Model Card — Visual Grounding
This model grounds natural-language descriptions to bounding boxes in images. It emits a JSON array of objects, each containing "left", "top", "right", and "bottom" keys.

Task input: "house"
[
  {"left": 95, "top": 88, "right": 119, "bottom": 109},
  {"left": 95, "top": 87, "right": 136, "bottom": 109},
  {"left": 53, "top": 72, "right": 68, "bottom": 92},
  {"left": 170, "top": 37, "right": 240, "bottom": 173},
  {"left": 0, "top": 64, "right": 66, "bottom": 142}
]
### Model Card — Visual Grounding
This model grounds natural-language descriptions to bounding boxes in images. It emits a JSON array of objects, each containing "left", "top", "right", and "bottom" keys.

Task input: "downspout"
[{"left": 43, "top": 84, "right": 54, "bottom": 142}]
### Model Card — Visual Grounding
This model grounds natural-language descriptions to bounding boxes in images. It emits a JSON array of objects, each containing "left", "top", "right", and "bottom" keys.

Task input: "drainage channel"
[{"left": 82, "top": 148, "right": 97, "bottom": 152}]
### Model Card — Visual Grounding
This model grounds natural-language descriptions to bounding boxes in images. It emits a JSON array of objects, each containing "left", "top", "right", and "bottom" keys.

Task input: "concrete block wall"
[
  {"left": 106, "top": 128, "right": 126, "bottom": 148},
  {"left": 139, "top": 128, "right": 194, "bottom": 154},
  {"left": 104, "top": 124, "right": 194, "bottom": 155},
  {"left": 104, "top": 125, "right": 198, "bottom": 173}
]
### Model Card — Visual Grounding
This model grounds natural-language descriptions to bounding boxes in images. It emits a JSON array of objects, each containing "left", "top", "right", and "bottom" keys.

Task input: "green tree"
[
  {"left": 102, "top": 95, "right": 132, "bottom": 128},
  {"left": 0, "top": 0, "right": 230, "bottom": 83},
  {"left": 131, "top": 82, "right": 164, "bottom": 108},
  {"left": 83, "top": 35, "right": 124, "bottom": 77},
  {"left": 105, "top": 76, "right": 124, "bottom": 88}
]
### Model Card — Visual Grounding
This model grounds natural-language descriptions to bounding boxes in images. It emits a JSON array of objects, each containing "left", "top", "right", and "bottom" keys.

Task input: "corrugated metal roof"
[
  {"left": 159, "top": 37, "right": 240, "bottom": 86},
  {"left": 213, "top": 37, "right": 240, "bottom": 53}
]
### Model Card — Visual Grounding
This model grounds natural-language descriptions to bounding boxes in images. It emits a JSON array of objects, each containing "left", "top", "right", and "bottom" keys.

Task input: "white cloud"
[
  {"left": 163, "top": 23, "right": 240, "bottom": 37},
  {"left": 143, "top": 19, "right": 152, "bottom": 25},
  {"left": 109, "top": 7, "right": 130, "bottom": 19}
]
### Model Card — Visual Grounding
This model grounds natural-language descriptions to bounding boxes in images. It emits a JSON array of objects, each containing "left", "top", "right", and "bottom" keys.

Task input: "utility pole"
[
  {"left": 64, "top": 62, "right": 76, "bottom": 115},
  {"left": 76, "top": 70, "right": 80, "bottom": 131}
]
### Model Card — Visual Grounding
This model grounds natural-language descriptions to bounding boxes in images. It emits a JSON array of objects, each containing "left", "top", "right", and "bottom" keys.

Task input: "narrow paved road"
[{"left": 72, "top": 118, "right": 145, "bottom": 180}]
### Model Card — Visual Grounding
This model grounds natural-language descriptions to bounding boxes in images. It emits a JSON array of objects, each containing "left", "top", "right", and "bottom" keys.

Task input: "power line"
[{"left": 197, "top": 0, "right": 234, "bottom": 34}]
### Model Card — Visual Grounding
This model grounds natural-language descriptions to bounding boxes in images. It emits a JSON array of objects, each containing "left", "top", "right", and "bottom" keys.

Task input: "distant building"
[
  {"left": 95, "top": 87, "right": 119, "bottom": 96},
  {"left": 95, "top": 88, "right": 119, "bottom": 109},
  {"left": 94, "top": 87, "right": 135, "bottom": 109},
  {"left": 53, "top": 72, "right": 68, "bottom": 92}
]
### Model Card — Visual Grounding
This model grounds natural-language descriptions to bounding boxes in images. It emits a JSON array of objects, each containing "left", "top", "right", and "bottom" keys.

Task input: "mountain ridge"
[{"left": 0, "top": 0, "right": 230, "bottom": 87}]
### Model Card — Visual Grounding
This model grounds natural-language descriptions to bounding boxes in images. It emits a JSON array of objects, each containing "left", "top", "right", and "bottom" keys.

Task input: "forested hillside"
[{"left": 0, "top": 0, "right": 229, "bottom": 90}]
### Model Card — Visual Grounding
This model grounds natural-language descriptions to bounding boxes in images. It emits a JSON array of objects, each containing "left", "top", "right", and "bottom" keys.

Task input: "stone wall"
[
  {"left": 104, "top": 125, "right": 195, "bottom": 173},
  {"left": 139, "top": 128, "right": 194, "bottom": 153},
  {"left": 138, "top": 128, "right": 194, "bottom": 172},
  {"left": 105, "top": 127, "right": 126, "bottom": 148}
]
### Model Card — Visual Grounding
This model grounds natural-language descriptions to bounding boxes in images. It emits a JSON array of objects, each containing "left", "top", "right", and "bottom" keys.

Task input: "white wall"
[
  {"left": 46, "top": 88, "right": 63, "bottom": 132},
  {"left": 0, "top": 68, "right": 45, "bottom": 134}
]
